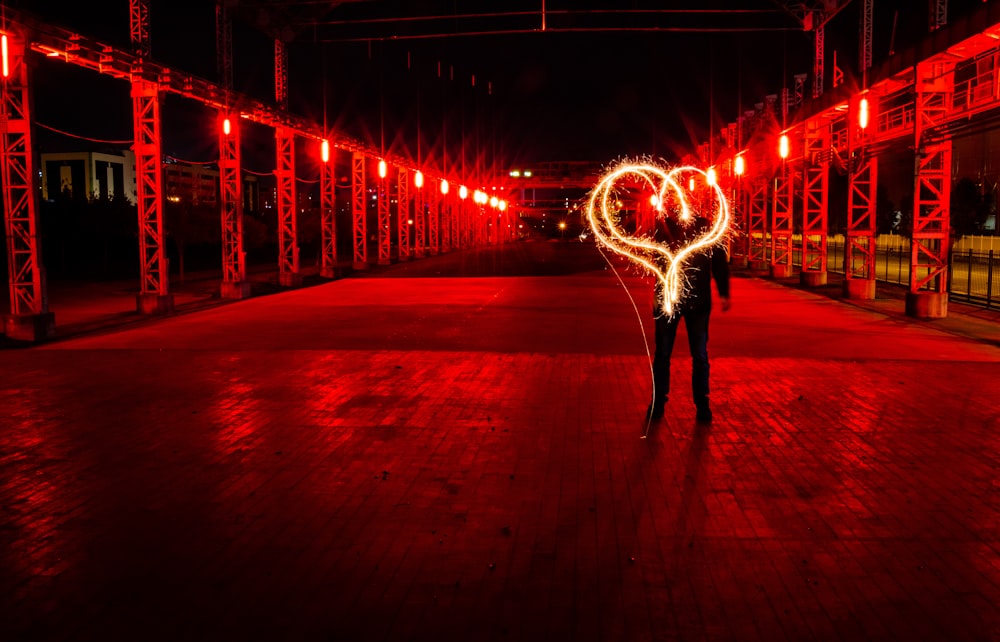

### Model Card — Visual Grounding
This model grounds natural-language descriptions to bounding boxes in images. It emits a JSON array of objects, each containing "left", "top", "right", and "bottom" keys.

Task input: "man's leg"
[
  {"left": 684, "top": 308, "right": 712, "bottom": 421},
  {"left": 650, "top": 313, "right": 680, "bottom": 418}
]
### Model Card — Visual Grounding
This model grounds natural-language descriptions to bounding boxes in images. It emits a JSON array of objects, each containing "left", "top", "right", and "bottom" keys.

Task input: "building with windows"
[{"left": 41, "top": 150, "right": 137, "bottom": 203}]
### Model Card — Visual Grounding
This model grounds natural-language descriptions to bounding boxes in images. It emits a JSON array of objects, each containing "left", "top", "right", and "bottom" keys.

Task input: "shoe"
[
  {"left": 695, "top": 404, "right": 713, "bottom": 423},
  {"left": 647, "top": 400, "right": 665, "bottom": 420}
]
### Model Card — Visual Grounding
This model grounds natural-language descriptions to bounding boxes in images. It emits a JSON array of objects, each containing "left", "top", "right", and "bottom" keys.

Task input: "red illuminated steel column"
[
  {"left": 800, "top": 118, "right": 829, "bottom": 286},
  {"left": 770, "top": 162, "right": 794, "bottom": 278},
  {"left": 908, "top": 59, "right": 954, "bottom": 318},
  {"left": 428, "top": 184, "right": 440, "bottom": 255},
  {"left": 747, "top": 177, "right": 768, "bottom": 271},
  {"left": 845, "top": 95, "right": 879, "bottom": 300},
  {"left": 218, "top": 113, "right": 249, "bottom": 298},
  {"left": 397, "top": 169, "right": 410, "bottom": 261},
  {"left": 131, "top": 77, "right": 174, "bottom": 313},
  {"left": 728, "top": 166, "right": 747, "bottom": 268},
  {"left": 377, "top": 162, "right": 391, "bottom": 265},
  {"left": 414, "top": 172, "right": 425, "bottom": 258},
  {"left": 440, "top": 183, "right": 451, "bottom": 253},
  {"left": 274, "top": 40, "right": 300, "bottom": 287},
  {"left": 351, "top": 152, "right": 368, "bottom": 269},
  {"left": 319, "top": 141, "right": 337, "bottom": 278},
  {"left": 1, "top": 34, "right": 54, "bottom": 341},
  {"left": 275, "top": 126, "right": 300, "bottom": 286}
]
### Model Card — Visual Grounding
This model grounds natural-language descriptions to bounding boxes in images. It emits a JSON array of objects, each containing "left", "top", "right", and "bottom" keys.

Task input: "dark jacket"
[{"left": 653, "top": 217, "right": 730, "bottom": 313}]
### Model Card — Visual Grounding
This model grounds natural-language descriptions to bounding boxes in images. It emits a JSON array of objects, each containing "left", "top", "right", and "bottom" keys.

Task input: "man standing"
[{"left": 647, "top": 216, "right": 731, "bottom": 423}]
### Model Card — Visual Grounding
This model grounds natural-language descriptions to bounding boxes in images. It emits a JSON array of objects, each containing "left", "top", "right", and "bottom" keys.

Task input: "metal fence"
[
  {"left": 749, "top": 233, "right": 1000, "bottom": 309},
  {"left": 825, "top": 238, "right": 999, "bottom": 309}
]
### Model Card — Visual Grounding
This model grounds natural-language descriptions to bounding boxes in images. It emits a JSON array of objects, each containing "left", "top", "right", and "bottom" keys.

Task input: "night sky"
[{"left": 19, "top": 0, "right": 991, "bottom": 174}]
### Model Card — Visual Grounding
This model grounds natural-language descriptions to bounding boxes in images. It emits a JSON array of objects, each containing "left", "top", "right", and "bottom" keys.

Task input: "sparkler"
[{"left": 585, "top": 160, "right": 731, "bottom": 318}]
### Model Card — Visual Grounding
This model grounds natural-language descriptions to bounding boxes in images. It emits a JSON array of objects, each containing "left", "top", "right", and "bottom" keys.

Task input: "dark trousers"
[{"left": 651, "top": 307, "right": 710, "bottom": 407}]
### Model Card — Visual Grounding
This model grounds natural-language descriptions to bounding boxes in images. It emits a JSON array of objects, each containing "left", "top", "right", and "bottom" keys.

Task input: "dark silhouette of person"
[{"left": 648, "top": 214, "right": 731, "bottom": 423}]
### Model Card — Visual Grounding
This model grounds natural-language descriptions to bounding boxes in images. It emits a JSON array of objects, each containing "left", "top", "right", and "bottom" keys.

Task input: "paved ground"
[{"left": 1, "top": 241, "right": 999, "bottom": 641}]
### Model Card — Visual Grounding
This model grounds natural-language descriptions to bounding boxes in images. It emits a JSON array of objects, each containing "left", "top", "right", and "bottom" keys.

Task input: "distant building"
[
  {"left": 41, "top": 150, "right": 137, "bottom": 203},
  {"left": 40, "top": 150, "right": 259, "bottom": 212}
]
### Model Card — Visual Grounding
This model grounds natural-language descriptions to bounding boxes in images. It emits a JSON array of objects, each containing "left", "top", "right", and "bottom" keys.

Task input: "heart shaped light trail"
[{"left": 585, "top": 160, "right": 731, "bottom": 318}]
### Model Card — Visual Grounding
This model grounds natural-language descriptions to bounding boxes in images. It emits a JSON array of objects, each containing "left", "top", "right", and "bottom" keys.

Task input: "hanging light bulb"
[
  {"left": 859, "top": 97, "right": 870, "bottom": 130},
  {"left": 706, "top": 167, "right": 717, "bottom": 186},
  {"left": 414, "top": 170, "right": 424, "bottom": 188},
  {"left": 378, "top": 160, "right": 387, "bottom": 179},
  {"left": 734, "top": 155, "right": 746, "bottom": 176},
  {"left": 779, "top": 134, "right": 790, "bottom": 160},
  {"left": 321, "top": 139, "right": 330, "bottom": 163}
]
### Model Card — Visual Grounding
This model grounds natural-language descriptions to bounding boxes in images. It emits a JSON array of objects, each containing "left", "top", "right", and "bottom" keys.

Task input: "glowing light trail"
[{"left": 585, "top": 160, "right": 731, "bottom": 318}]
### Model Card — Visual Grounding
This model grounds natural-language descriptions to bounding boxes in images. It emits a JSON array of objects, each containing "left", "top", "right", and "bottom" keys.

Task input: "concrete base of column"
[
  {"left": 905, "top": 291, "right": 948, "bottom": 319},
  {"left": 137, "top": 293, "right": 175, "bottom": 315},
  {"left": 769, "top": 263, "right": 793, "bottom": 278},
  {"left": 221, "top": 281, "right": 251, "bottom": 300},
  {"left": 279, "top": 272, "right": 303, "bottom": 287},
  {"left": 749, "top": 260, "right": 768, "bottom": 272},
  {"left": 800, "top": 271, "right": 827, "bottom": 287},
  {"left": 4, "top": 312, "right": 56, "bottom": 342},
  {"left": 730, "top": 255, "right": 748, "bottom": 269},
  {"left": 844, "top": 278, "right": 876, "bottom": 300}
]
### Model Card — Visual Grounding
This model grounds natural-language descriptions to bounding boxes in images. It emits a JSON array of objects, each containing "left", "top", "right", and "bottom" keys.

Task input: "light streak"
[{"left": 585, "top": 159, "right": 730, "bottom": 318}]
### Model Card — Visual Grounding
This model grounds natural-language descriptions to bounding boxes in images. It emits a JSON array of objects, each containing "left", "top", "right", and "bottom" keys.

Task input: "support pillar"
[
  {"left": 319, "top": 143, "right": 338, "bottom": 278},
  {"left": 1, "top": 35, "right": 54, "bottom": 341},
  {"left": 748, "top": 178, "right": 768, "bottom": 271},
  {"left": 908, "top": 59, "right": 953, "bottom": 318},
  {"left": 131, "top": 77, "right": 174, "bottom": 314},
  {"left": 275, "top": 126, "right": 300, "bottom": 287},
  {"left": 219, "top": 111, "right": 249, "bottom": 299},
  {"left": 428, "top": 185, "right": 440, "bottom": 255},
  {"left": 352, "top": 152, "right": 368, "bottom": 269},
  {"left": 414, "top": 173, "right": 426, "bottom": 258},
  {"left": 770, "top": 168, "right": 794, "bottom": 278},
  {"left": 845, "top": 99, "right": 878, "bottom": 300},
  {"left": 801, "top": 118, "right": 829, "bottom": 287},
  {"left": 377, "top": 166, "right": 391, "bottom": 265},
  {"left": 397, "top": 169, "right": 410, "bottom": 261}
]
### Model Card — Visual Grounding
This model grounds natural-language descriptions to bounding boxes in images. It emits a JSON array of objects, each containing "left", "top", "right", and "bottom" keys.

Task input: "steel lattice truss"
[
  {"left": 378, "top": 174, "right": 391, "bottom": 265},
  {"left": 397, "top": 171, "right": 410, "bottom": 261},
  {"left": 771, "top": 170, "right": 795, "bottom": 271},
  {"left": 1, "top": 37, "right": 42, "bottom": 318},
  {"left": 219, "top": 114, "right": 246, "bottom": 286},
  {"left": 132, "top": 78, "right": 168, "bottom": 297},
  {"left": 846, "top": 149, "right": 877, "bottom": 281},
  {"left": 352, "top": 152, "right": 366, "bottom": 266},
  {"left": 801, "top": 120, "right": 829, "bottom": 274},
  {"left": 427, "top": 189, "right": 440, "bottom": 255},
  {"left": 748, "top": 179, "right": 769, "bottom": 265},
  {"left": 320, "top": 156, "right": 338, "bottom": 276},
  {"left": 275, "top": 127, "right": 298, "bottom": 279},
  {"left": 911, "top": 59, "right": 954, "bottom": 294}
]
